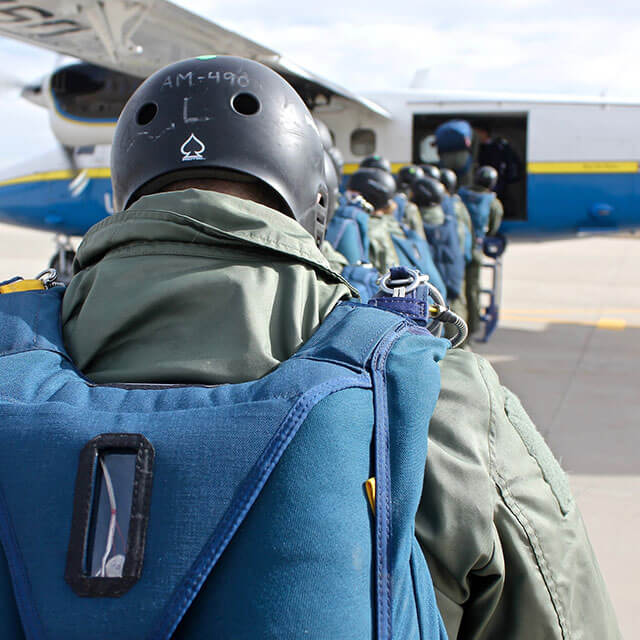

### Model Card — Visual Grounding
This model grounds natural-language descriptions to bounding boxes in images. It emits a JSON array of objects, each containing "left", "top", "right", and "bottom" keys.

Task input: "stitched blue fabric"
[
  {"left": 0, "top": 288, "right": 448, "bottom": 640},
  {"left": 341, "top": 264, "right": 380, "bottom": 302},
  {"left": 326, "top": 203, "right": 370, "bottom": 264},
  {"left": 390, "top": 229, "right": 448, "bottom": 300},
  {"left": 422, "top": 213, "right": 464, "bottom": 300},
  {"left": 458, "top": 188, "right": 496, "bottom": 240},
  {"left": 392, "top": 194, "right": 406, "bottom": 223}
]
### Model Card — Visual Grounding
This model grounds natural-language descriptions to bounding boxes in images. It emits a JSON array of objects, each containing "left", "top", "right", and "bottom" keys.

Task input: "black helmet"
[
  {"left": 111, "top": 56, "right": 328, "bottom": 246},
  {"left": 327, "top": 146, "right": 344, "bottom": 176},
  {"left": 439, "top": 168, "right": 457, "bottom": 194},
  {"left": 360, "top": 155, "right": 392, "bottom": 173},
  {"left": 314, "top": 118, "right": 333, "bottom": 151},
  {"left": 475, "top": 165, "right": 498, "bottom": 190},
  {"left": 420, "top": 164, "right": 441, "bottom": 181},
  {"left": 348, "top": 168, "right": 395, "bottom": 210},
  {"left": 396, "top": 165, "right": 424, "bottom": 190},
  {"left": 323, "top": 151, "right": 340, "bottom": 222},
  {"left": 411, "top": 176, "right": 445, "bottom": 208}
]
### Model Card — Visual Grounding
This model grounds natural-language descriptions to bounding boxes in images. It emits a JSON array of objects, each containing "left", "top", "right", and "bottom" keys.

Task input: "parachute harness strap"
[
  {"left": 375, "top": 267, "right": 468, "bottom": 347},
  {"left": 0, "top": 269, "right": 60, "bottom": 294}
]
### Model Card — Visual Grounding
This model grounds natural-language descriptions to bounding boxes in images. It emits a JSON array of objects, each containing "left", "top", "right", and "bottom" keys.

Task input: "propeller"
[{"left": 0, "top": 72, "right": 25, "bottom": 93}]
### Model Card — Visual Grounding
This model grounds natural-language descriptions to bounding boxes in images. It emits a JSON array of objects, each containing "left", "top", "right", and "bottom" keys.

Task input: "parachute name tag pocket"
[{"left": 65, "top": 434, "right": 155, "bottom": 597}]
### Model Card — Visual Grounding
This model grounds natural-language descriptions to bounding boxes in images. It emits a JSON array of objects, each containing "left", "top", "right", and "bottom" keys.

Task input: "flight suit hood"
[{"left": 62, "top": 189, "right": 355, "bottom": 384}]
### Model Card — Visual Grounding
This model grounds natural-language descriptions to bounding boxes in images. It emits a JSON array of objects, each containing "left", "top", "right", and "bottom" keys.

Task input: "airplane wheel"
[{"left": 49, "top": 249, "right": 76, "bottom": 285}]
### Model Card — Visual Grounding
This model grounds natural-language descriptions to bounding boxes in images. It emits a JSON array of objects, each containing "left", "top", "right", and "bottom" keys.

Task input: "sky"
[{"left": 1, "top": 0, "right": 640, "bottom": 169}]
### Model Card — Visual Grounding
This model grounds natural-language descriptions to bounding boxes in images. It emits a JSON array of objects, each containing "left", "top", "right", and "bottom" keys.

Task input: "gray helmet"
[
  {"left": 111, "top": 56, "right": 328, "bottom": 246},
  {"left": 348, "top": 168, "right": 395, "bottom": 210},
  {"left": 439, "top": 168, "right": 457, "bottom": 194},
  {"left": 360, "top": 155, "right": 392, "bottom": 173},
  {"left": 314, "top": 118, "right": 333, "bottom": 151},
  {"left": 323, "top": 150, "right": 340, "bottom": 222},
  {"left": 420, "top": 164, "right": 441, "bottom": 182},
  {"left": 475, "top": 165, "right": 498, "bottom": 190},
  {"left": 396, "top": 165, "right": 424, "bottom": 191},
  {"left": 411, "top": 176, "right": 445, "bottom": 208},
  {"left": 327, "top": 146, "right": 344, "bottom": 176}
]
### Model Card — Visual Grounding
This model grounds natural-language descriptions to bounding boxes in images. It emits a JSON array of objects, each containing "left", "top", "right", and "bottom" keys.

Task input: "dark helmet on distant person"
[
  {"left": 411, "top": 176, "right": 445, "bottom": 208},
  {"left": 420, "top": 164, "right": 441, "bottom": 181},
  {"left": 111, "top": 56, "right": 329, "bottom": 246},
  {"left": 348, "top": 167, "right": 396, "bottom": 210},
  {"left": 396, "top": 165, "right": 425, "bottom": 190},
  {"left": 314, "top": 118, "right": 333, "bottom": 151},
  {"left": 323, "top": 151, "right": 340, "bottom": 221},
  {"left": 439, "top": 168, "right": 457, "bottom": 194},
  {"left": 327, "top": 146, "right": 344, "bottom": 176},
  {"left": 360, "top": 155, "right": 392, "bottom": 173},
  {"left": 475, "top": 165, "right": 498, "bottom": 191}
]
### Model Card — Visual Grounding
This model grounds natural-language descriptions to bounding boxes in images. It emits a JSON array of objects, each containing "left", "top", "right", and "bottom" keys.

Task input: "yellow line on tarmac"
[
  {"left": 501, "top": 314, "right": 631, "bottom": 330},
  {"left": 504, "top": 308, "right": 640, "bottom": 315},
  {"left": 595, "top": 318, "right": 627, "bottom": 330}
]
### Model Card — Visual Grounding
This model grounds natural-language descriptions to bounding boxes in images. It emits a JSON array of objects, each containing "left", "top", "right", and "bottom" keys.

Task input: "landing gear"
[{"left": 49, "top": 235, "right": 76, "bottom": 285}]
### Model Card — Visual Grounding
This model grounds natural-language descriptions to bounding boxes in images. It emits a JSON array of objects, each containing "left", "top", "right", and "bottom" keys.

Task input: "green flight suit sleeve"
[
  {"left": 416, "top": 350, "right": 621, "bottom": 640},
  {"left": 487, "top": 197, "right": 504, "bottom": 236},
  {"left": 404, "top": 201, "right": 427, "bottom": 240}
]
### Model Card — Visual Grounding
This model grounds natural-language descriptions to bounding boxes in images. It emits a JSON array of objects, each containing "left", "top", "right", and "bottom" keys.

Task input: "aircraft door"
[{"left": 413, "top": 113, "right": 528, "bottom": 222}]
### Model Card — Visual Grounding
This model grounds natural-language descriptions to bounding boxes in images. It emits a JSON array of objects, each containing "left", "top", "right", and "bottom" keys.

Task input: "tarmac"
[
  {"left": 0, "top": 223, "right": 638, "bottom": 637},
  {"left": 474, "top": 233, "right": 639, "bottom": 638}
]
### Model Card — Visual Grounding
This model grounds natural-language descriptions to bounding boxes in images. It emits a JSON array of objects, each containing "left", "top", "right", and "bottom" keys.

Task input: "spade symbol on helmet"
[{"left": 181, "top": 133, "right": 206, "bottom": 162}]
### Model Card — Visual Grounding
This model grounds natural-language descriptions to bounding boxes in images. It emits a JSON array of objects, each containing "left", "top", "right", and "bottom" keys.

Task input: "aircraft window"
[
  {"left": 50, "top": 63, "right": 142, "bottom": 122},
  {"left": 419, "top": 134, "right": 440, "bottom": 164},
  {"left": 75, "top": 146, "right": 95, "bottom": 155},
  {"left": 350, "top": 129, "right": 376, "bottom": 156}
]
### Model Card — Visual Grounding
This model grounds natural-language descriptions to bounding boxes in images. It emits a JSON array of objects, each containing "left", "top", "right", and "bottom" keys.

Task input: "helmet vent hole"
[
  {"left": 137, "top": 102, "right": 157, "bottom": 126},
  {"left": 232, "top": 93, "right": 260, "bottom": 116},
  {"left": 318, "top": 194, "right": 326, "bottom": 208}
]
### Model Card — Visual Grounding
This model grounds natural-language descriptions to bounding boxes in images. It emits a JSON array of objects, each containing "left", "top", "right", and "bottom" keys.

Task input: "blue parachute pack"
[
  {"left": 448, "top": 195, "right": 473, "bottom": 264},
  {"left": 434, "top": 120, "right": 472, "bottom": 154},
  {"left": 341, "top": 263, "right": 380, "bottom": 302},
  {"left": 458, "top": 187, "right": 496, "bottom": 240},
  {"left": 0, "top": 279, "right": 449, "bottom": 640},
  {"left": 325, "top": 202, "right": 370, "bottom": 264},
  {"left": 392, "top": 193, "right": 407, "bottom": 223},
  {"left": 422, "top": 208, "right": 465, "bottom": 301},
  {"left": 391, "top": 225, "right": 448, "bottom": 301}
]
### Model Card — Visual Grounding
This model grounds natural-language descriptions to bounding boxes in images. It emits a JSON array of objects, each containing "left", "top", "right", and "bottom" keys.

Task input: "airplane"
[{"left": 0, "top": 0, "right": 639, "bottom": 281}]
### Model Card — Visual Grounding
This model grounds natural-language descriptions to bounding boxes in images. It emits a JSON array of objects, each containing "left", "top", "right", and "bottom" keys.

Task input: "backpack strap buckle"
[{"left": 370, "top": 266, "right": 469, "bottom": 347}]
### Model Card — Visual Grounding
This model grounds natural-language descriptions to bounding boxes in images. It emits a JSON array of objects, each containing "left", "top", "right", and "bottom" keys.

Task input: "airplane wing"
[{"left": 0, "top": 0, "right": 389, "bottom": 117}]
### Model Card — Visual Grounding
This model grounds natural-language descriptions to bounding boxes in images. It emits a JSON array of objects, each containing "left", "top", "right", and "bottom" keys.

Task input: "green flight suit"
[
  {"left": 321, "top": 239, "right": 348, "bottom": 274},
  {"left": 62, "top": 189, "right": 355, "bottom": 384},
  {"left": 404, "top": 200, "right": 427, "bottom": 240},
  {"left": 466, "top": 187, "right": 504, "bottom": 335},
  {"left": 367, "top": 212, "right": 404, "bottom": 274},
  {"left": 451, "top": 195, "right": 473, "bottom": 323},
  {"left": 419, "top": 203, "right": 445, "bottom": 226},
  {"left": 62, "top": 188, "right": 620, "bottom": 640},
  {"left": 418, "top": 350, "right": 621, "bottom": 640}
]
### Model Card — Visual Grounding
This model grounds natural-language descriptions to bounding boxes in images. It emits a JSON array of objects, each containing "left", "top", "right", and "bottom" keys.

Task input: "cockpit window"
[{"left": 50, "top": 63, "right": 142, "bottom": 122}]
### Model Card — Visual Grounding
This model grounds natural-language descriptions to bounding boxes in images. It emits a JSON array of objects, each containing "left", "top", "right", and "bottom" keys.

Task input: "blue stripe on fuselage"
[
  {"left": 500, "top": 171, "right": 639, "bottom": 235},
  {"left": 0, "top": 178, "right": 112, "bottom": 236}
]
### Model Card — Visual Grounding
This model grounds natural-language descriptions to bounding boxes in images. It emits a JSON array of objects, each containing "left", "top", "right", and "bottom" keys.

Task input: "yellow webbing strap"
[
  {"left": 0, "top": 279, "right": 45, "bottom": 294},
  {"left": 365, "top": 477, "right": 376, "bottom": 513}
]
